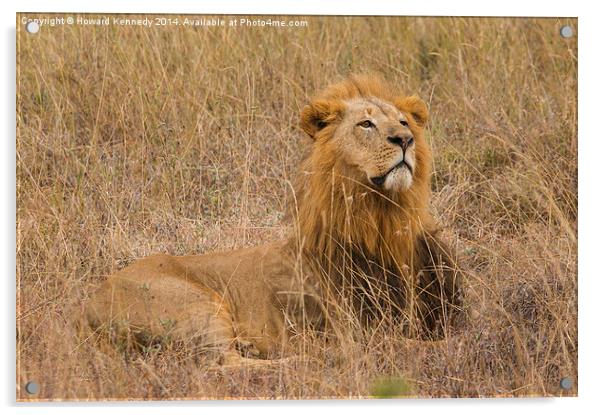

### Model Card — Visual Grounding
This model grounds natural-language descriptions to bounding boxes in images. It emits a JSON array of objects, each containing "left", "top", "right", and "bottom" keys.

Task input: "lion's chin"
[{"left": 383, "top": 164, "right": 413, "bottom": 192}]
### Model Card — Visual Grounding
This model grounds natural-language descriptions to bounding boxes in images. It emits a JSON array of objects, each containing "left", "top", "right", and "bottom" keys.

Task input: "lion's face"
[
  {"left": 300, "top": 82, "right": 429, "bottom": 195},
  {"left": 332, "top": 97, "right": 417, "bottom": 192}
]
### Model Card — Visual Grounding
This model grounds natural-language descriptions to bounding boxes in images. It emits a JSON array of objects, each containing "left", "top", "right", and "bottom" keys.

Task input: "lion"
[{"left": 84, "top": 75, "right": 464, "bottom": 365}]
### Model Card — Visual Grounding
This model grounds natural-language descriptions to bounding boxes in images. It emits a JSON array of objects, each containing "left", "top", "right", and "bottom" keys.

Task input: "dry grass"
[{"left": 16, "top": 15, "right": 577, "bottom": 400}]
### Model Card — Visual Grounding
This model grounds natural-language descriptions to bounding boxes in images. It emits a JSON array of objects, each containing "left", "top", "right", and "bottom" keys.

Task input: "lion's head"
[
  {"left": 294, "top": 75, "right": 435, "bottom": 263},
  {"left": 300, "top": 75, "right": 431, "bottom": 195}
]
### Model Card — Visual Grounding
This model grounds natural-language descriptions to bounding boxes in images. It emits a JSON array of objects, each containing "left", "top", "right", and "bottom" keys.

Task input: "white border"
[
  {"left": 3, "top": 1, "right": 601, "bottom": 414},
  {"left": 6, "top": 0, "right": 582, "bottom": 17}
]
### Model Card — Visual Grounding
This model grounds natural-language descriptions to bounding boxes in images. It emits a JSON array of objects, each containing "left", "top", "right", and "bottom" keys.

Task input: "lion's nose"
[{"left": 387, "top": 135, "right": 414, "bottom": 151}]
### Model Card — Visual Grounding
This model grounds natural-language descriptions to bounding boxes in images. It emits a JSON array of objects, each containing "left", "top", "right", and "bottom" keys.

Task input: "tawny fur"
[{"left": 84, "top": 75, "right": 463, "bottom": 363}]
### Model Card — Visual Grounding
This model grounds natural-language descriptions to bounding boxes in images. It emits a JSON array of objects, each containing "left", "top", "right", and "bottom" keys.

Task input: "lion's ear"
[
  {"left": 397, "top": 96, "right": 429, "bottom": 128},
  {"left": 300, "top": 99, "right": 342, "bottom": 139}
]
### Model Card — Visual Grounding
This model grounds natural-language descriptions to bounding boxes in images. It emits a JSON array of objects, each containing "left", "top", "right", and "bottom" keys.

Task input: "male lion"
[{"left": 85, "top": 75, "right": 463, "bottom": 364}]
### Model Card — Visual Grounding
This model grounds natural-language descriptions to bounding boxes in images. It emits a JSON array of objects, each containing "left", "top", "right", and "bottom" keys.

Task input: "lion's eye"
[
  {"left": 358, "top": 120, "right": 374, "bottom": 129},
  {"left": 400, "top": 120, "right": 409, "bottom": 127}
]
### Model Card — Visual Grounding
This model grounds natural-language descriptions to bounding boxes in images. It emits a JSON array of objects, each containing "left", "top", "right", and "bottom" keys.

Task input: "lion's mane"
[{"left": 293, "top": 75, "right": 462, "bottom": 335}]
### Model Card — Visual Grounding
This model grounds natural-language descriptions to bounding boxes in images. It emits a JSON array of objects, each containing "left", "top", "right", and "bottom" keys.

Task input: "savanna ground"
[{"left": 16, "top": 15, "right": 577, "bottom": 400}]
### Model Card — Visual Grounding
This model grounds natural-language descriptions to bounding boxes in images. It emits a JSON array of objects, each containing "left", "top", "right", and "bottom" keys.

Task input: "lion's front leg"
[{"left": 412, "top": 231, "right": 465, "bottom": 338}]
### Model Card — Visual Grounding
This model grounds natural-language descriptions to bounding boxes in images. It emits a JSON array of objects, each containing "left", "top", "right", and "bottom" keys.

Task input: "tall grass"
[{"left": 16, "top": 15, "right": 577, "bottom": 399}]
